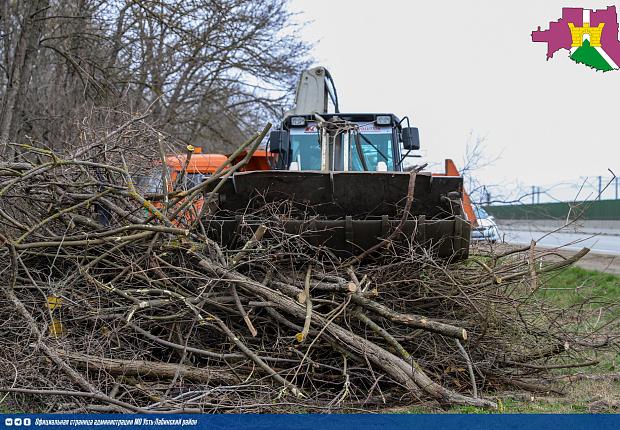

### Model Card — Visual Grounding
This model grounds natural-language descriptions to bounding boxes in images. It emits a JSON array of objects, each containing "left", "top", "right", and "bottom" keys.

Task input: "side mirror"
[
  {"left": 269, "top": 130, "right": 289, "bottom": 153},
  {"left": 402, "top": 127, "right": 420, "bottom": 150}
]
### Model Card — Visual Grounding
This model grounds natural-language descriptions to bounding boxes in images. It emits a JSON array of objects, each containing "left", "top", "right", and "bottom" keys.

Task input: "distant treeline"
[{"left": 484, "top": 200, "right": 620, "bottom": 221}]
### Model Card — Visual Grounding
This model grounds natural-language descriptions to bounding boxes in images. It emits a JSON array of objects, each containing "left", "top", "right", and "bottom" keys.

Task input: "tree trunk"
[{"left": 0, "top": 0, "right": 48, "bottom": 156}]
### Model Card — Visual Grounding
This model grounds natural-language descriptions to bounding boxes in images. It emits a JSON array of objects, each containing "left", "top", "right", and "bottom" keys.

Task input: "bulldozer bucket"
[{"left": 203, "top": 171, "right": 470, "bottom": 260}]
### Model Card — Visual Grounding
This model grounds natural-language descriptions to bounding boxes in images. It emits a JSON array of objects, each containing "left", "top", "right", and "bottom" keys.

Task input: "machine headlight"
[
  {"left": 290, "top": 116, "right": 306, "bottom": 126},
  {"left": 375, "top": 115, "right": 391, "bottom": 125}
]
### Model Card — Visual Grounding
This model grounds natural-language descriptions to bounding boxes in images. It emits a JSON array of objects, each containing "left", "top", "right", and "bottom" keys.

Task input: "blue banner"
[{"left": 0, "top": 414, "right": 617, "bottom": 430}]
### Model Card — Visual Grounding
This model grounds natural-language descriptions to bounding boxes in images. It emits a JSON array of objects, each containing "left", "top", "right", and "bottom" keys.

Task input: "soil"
[
  {"left": 473, "top": 243, "right": 620, "bottom": 275},
  {"left": 569, "top": 251, "right": 620, "bottom": 275}
]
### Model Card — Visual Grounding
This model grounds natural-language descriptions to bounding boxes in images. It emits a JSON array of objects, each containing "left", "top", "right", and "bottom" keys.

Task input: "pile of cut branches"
[{"left": 0, "top": 123, "right": 616, "bottom": 413}]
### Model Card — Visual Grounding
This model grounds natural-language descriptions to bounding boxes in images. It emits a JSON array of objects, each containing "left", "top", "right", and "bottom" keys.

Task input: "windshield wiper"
[
  {"left": 354, "top": 132, "right": 369, "bottom": 171},
  {"left": 357, "top": 131, "right": 390, "bottom": 163}
]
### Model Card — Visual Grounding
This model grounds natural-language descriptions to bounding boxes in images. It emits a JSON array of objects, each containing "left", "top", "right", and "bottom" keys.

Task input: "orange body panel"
[
  {"left": 166, "top": 150, "right": 273, "bottom": 175},
  {"left": 166, "top": 153, "right": 229, "bottom": 174},
  {"left": 234, "top": 149, "right": 273, "bottom": 171},
  {"left": 160, "top": 150, "right": 273, "bottom": 226},
  {"left": 432, "top": 159, "right": 477, "bottom": 225}
]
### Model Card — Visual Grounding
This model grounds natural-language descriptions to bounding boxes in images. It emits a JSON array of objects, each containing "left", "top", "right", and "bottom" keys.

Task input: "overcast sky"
[{"left": 288, "top": 0, "right": 619, "bottom": 200}]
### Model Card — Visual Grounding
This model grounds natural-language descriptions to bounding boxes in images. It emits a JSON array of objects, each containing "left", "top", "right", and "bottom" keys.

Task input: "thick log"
[
  {"left": 57, "top": 350, "right": 238, "bottom": 385},
  {"left": 350, "top": 294, "right": 468, "bottom": 341}
]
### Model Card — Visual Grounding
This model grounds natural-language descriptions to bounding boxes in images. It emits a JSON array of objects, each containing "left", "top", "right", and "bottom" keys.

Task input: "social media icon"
[
  {"left": 4, "top": 418, "right": 12, "bottom": 426},
  {"left": 23, "top": 419, "right": 30, "bottom": 427},
  {"left": 13, "top": 419, "right": 21, "bottom": 427}
]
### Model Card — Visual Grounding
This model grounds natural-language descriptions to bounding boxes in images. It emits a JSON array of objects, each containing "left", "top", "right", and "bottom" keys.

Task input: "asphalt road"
[{"left": 501, "top": 229, "right": 620, "bottom": 256}]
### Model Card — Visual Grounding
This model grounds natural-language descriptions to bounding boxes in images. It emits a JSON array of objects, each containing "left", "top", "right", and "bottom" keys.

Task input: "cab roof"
[{"left": 283, "top": 113, "right": 402, "bottom": 128}]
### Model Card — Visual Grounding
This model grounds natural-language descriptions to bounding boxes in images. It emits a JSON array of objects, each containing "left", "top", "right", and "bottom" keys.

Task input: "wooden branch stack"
[{"left": 0, "top": 126, "right": 613, "bottom": 413}]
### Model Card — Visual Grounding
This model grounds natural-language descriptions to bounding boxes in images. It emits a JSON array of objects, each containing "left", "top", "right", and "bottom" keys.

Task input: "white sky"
[{"left": 288, "top": 0, "right": 619, "bottom": 200}]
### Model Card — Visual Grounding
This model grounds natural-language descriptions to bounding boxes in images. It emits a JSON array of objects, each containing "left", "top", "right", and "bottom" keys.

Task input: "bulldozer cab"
[{"left": 269, "top": 113, "right": 420, "bottom": 173}]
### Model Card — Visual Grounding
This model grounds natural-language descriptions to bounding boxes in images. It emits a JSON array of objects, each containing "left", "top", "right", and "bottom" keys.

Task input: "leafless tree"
[
  {"left": 458, "top": 132, "right": 501, "bottom": 206},
  {"left": 0, "top": 0, "right": 310, "bottom": 156},
  {"left": 0, "top": 0, "right": 49, "bottom": 156}
]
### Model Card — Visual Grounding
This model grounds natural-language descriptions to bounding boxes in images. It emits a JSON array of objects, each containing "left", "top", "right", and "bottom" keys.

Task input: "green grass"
[
  {"left": 444, "top": 398, "right": 591, "bottom": 414},
  {"left": 539, "top": 266, "right": 620, "bottom": 319},
  {"left": 395, "top": 380, "right": 620, "bottom": 414},
  {"left": 542, "top": 266, "right": 620, "bottom": 301}
]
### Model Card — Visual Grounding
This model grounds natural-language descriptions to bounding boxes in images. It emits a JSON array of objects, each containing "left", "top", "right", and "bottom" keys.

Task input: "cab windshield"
[
  {"left": 287, "top": 122, "right": 394, "bottom": 171},
  {"left": 289, "top": 124, "right": 321, "bottom": 170},
  {"left": 348, "top": 125, "right": 393, "bottom": 171}
]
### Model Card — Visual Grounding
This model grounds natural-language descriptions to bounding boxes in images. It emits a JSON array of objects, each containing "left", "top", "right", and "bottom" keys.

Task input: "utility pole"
[
  {"left": 531, "top": 186, "right": 535, "bottom": 204},
  {"left": 598, "top": 176, "right": 602, "bottom": 200},
  {"left": 616, "top": 177, "right": 618, "bottom": 200}
]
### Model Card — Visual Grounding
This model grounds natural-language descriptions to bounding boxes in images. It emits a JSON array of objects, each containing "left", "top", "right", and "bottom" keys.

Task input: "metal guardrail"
[{"left": 484, "top": 200, "right": 620, "bottom": 221}]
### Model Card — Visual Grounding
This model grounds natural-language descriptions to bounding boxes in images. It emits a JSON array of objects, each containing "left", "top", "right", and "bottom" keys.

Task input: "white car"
[{"left": 471, "top": 206, "right": 500, "bottom": 243}]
